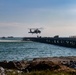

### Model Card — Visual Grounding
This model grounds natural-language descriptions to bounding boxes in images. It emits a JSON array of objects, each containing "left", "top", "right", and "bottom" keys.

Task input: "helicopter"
[{"left": 28, "top": 28, "right": 42, "bottom": 34}]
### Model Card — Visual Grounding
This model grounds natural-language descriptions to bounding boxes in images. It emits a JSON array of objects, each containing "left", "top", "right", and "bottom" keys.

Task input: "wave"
[
  {"left": 0, "top": 40, "right": 21, "bottom": 42},
  {"left": 0, "top": 39, "right": 33, "bottom": 42}
]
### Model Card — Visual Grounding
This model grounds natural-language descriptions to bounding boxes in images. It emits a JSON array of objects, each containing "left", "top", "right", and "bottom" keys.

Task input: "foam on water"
[{"left": 0, "top": 40, "right": 22, "bottom": 42}]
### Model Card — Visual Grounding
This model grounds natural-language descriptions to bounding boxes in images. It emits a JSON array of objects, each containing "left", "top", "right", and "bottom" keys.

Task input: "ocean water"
[{"left": 0, "top": 38, "right": 76, "bottom": 61}]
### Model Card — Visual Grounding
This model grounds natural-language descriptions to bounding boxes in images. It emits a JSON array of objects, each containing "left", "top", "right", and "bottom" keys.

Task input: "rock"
[
  {"left": 0, "top": 60, "right": 28, "bottom": 70},
  {"left": 24, "top": 60, "right": 60, "bottom": 72},
  {"left": 0, "top": 67, "right": 5, "bottom": 75},
  {"left": 61, "top": 60, "right": 76, "bottom": 69},
  {"left": 0, "top": 61, "right": 8, "bottom": 68},
  {"left": 0, "top": 57, "right": 76, "bottom": 73},
  {"left": 7, "top": 61, "right": 17, "bottom": 69},
  {"left": 7, "top": 60, "right": 28, "bottom": 70}
]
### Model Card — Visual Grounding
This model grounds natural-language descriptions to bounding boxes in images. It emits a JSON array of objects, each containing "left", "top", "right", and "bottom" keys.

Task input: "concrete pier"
[{"left": 23, "top": 37, "right": 76, "bottom": 48}]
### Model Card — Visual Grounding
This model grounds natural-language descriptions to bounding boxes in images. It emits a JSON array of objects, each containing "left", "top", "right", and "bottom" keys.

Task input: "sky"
[{"left": 0, "top": 0, "right": 76, "bottom": 37}]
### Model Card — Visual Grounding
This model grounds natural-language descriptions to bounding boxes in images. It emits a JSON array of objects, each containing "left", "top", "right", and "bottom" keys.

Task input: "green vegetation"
[{"left": 5, "top": 70, "right": 76, "bottom": 75}]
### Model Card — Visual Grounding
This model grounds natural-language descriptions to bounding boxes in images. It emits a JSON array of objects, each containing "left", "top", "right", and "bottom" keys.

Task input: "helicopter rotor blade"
[{"left": 28, "top": 27, "right": 43, "bottom": 30}]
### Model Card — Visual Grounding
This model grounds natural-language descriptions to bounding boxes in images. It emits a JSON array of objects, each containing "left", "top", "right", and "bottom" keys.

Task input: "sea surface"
[{"left": 0, "top": 37, "right": 76, "bottom": 61}]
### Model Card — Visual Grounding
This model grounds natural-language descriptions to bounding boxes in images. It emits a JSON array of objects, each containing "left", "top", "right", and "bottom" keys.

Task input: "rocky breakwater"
[
  {"left": 0, "top": 56, "right": 76, "bottom": 74},
  {"left": 0, "top": 60, "right": 28, "bottom": 70}
]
